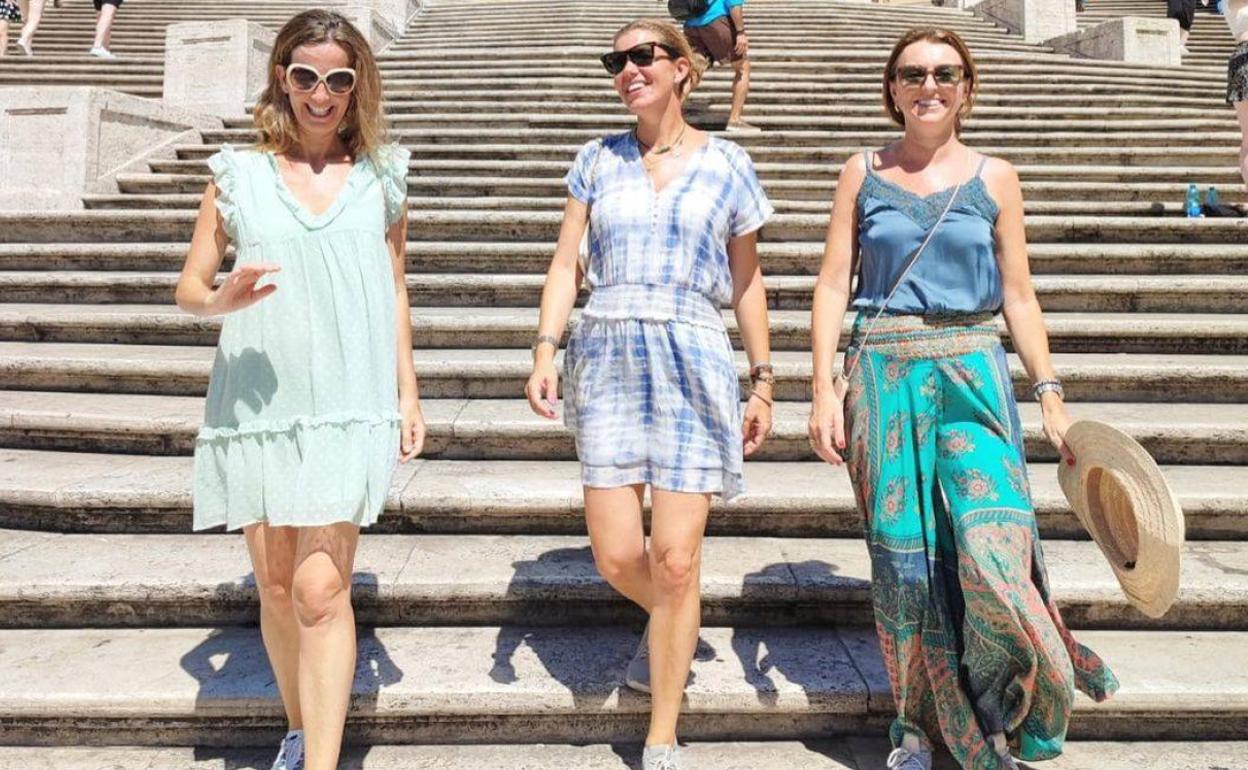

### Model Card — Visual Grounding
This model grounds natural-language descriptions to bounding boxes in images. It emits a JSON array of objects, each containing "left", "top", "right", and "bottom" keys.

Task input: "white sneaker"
[
  {"left": 624, "top": 623, "right": 651, "bottom": 694},
  {"left": 270, "top": 729, "right": 304, "bottom": 770},
  {"left": 16, "top": 38, "right": 32, "bottom": 56},
  {"left": 89, "top": 46, "right": 116, "bottom": 59},
  {"left": 886, "top": 746, "right": 932, "bottom": 770},
  {"left": 642, "top": 744, "right": 684, "bottom": 770}
]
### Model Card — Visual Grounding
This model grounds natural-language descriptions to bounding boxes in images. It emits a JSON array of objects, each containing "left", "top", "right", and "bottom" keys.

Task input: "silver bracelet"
[
  {"left": 531, "top": 334, "right": 559, "bottom": 355},
  {"left": 1032, "top": 379, "right": 1064, "bottom": 401}
]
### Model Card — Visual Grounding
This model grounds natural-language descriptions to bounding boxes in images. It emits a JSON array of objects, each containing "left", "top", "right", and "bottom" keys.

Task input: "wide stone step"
[
  {"left": 0, "top": 625, "right": 1241, "bottom": 744},
  {"left": 2, "top": 305, "right": 1243, "bottom": 354},
  {"left": 0, "top": 529, "right": 1243, "bottom": 630},
  {"left": 4, "top": 344, "right": 1243, "bottom": 403},
  {"left": 2, "top": 242, "right": 1245, "bottom": 276},
  {"left": 0, "top": 741, "right": 1240, "bottom": 770},
  {"left": 3, "top": 451, "right": 1241, "bottom": 540},
  {"left": 1, "top": 391, "right": 1244, "bottom": 463},
  {"left": 5, "top": 272, "right": 1243, "bottom": 314},
  {"left": 5, "top": 211, "right": 1248, "bottom": 245}
]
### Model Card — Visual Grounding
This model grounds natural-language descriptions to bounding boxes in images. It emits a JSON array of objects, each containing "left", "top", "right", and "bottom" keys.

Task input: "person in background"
[
  {"left": 1225, "top": 0, "right": 1248, "bottom": 196},
  {"left": 1168, "top": 0, "right": 1198, "bottom": 54},
  {"left": 0, "top": 0, "right": 20, "bottom": 56},
  {"left": 680, "top": 0, "right": 754, "bottom": 131},
  {"left": 88, "top": 0, "right": 122, "bottom": 58}
]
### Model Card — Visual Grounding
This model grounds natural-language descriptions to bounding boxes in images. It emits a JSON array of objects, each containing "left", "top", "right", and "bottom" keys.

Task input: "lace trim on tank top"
[{"left": 858, "top": 152, "right": 1000, "bottom": 228}]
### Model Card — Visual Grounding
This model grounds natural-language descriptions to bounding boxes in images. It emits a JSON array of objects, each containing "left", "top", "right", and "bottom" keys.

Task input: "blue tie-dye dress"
[{"left": 561, "top": 133, "right": 773, "bottom": 500}]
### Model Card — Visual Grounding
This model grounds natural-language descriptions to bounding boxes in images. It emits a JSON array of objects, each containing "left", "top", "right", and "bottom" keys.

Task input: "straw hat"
[{"left": 1056, "top": 420, "right": 1185, "bottom": 619}]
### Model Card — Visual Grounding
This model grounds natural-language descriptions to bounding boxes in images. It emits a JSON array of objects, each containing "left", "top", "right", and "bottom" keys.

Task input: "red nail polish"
[{"left": 1066, "top": 457, "right": 1075, "bottom": 466}]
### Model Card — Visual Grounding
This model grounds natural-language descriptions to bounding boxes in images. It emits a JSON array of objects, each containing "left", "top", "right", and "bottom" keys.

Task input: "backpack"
[{"left": 668, "top": 0, "right": 711, "bottom": 21}]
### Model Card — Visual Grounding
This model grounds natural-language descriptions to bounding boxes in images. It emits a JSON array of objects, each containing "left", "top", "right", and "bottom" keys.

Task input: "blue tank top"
[{"left": 853, "top": 151, "right": 1002, "bottom": 315}]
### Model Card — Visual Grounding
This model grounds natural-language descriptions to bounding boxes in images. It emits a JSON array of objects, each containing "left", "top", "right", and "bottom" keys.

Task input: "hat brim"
[{"left": 1057, "top": 420, "right": 1185, "bottom": 619}]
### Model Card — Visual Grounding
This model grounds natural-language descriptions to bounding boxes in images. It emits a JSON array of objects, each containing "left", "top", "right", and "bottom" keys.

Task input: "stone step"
[
  {"left": 4, "top": 270, "right": 1245, "bottom": 314},
  {"left": 80, "top": 192, "right": 1248, "bottom": 218},
  {"left": 1, "top": 529, "right": 1243, "bottom": 630},
  {"left": 0, "top": 625, "right": 1241, "bottom": 744},
  {"left": 2, "top": 305, "right": 1243, "bottom": 354},
  {"left": 5, "top": 211, "right": 1248, "bottom": 246},
  {"left": 114, "top": 172, "right": 1248, "bottom": 203},
  {"left": 1, "top": 391, "right": 1244, "bottom": 463},
  {"left": 198, "top": 125, "right": 1242, "bottom": 148},
  {"left": 0, "top": 741, "right": 1241, "bottom": 770},
  {"left": 4, "top": 343, "right": 1243, "bottom": 403},
  {"left": 2, "top": 450, "right": 1243, "bottom": 539},
  {"left": 1, "top": 242, "right": 1244, "bottom": 276}
]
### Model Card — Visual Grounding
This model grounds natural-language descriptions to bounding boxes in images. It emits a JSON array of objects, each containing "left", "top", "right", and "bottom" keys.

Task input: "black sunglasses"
[
  {"left": 893, "top": 64, "right": 966, "bottom": 88},
  {"left": 600, "top": 42, "right": 681, "bottom": 75}
]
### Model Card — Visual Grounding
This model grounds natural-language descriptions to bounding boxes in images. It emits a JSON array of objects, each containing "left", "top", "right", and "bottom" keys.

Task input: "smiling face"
[
  {"left": 611, "top": 29, "right": 690, "bottom": 114},
  {"left": 277, "top": 40, "right": 355, "bottom": 145},
  {"left": 888, "top": 40, "right": 970, "bottom": 131}
]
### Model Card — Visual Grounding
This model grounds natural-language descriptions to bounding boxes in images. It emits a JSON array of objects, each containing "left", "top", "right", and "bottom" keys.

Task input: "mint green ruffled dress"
[{"left": 192, "top": 142, "right": 411, "bottom": 531}]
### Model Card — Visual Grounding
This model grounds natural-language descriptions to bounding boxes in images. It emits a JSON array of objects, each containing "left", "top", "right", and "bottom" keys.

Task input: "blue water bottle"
[
  {"left": 1186, "top": 184, "right": 1203, "bottom": 218},
  {"left": 1207, "top": 186, "right": 1221, "bottom": 211}
]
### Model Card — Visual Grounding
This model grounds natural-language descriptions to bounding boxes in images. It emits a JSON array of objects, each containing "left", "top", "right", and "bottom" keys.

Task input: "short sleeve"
[
  {"left": 206, "top": 144, "right": 241, "bottom": 240},
  {"left": 564, "top": 139, "right": 602, "bottom": 205},
  {"left": 726, "top": 143, "right": 774, "bottom": 238},
  {"left": 727, "top": 0, "right": 746, "bottom": 7},
  {"left": 375, "top": 142, "right": 411, "bottom": 227}
]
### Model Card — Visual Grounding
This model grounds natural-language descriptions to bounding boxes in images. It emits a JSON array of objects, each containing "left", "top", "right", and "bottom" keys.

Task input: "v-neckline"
[
  {"left": 634, "top": 133, "right": 713, "bottom": 196},
  {"left": 267, "top": 151, "right": 365, "bottom": 229},
  {"left": 867, "top": 163, "right": 981, "bottom": 202}
]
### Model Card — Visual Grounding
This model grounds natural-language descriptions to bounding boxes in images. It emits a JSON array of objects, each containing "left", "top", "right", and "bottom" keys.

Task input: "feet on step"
[
  {"left": 886, "top": 741, "right": 932, "bottom": 770},
  {"left": 270, "top": 729, "right": 304, "bottom": 770},
  {"left": 89, "top": 46, "right": 116, "bottom": 59},
  {"left": 642, "top": 743, "right": 684, "bottom": 770},
  {"left": 624, "top": 621, "right": 704, "bottom": 694},
  {"left": 16, "top": 37, "right": 32, "bottom": 56},
  {"left": 724, "top": 119, "right": 760, "bottom": 133}
]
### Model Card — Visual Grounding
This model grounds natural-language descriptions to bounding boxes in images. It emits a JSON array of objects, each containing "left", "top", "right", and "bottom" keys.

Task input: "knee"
[
  {"left": 252, "top": 566, "right": 295, "bottom": 614},
  {"left": 291, "top": 569, "right": 351, "bottom": 628},
  {"left": 592, "top": 546, "right": 644, "bottom": 586},
  {"left": 651, "top": 546, "right": 699, "bottom": 594}
]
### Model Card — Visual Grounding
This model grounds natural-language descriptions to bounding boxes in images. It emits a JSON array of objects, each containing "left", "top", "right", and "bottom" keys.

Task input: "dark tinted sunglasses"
[
  {"left": 285, "top": 63, "right": 357, "bottom": 95},
  {"left": 600, "top": 42, "right": 680, "bottom": 75},
  {"left": 893, "top": 64, "right": 965, "bottom": 88}
]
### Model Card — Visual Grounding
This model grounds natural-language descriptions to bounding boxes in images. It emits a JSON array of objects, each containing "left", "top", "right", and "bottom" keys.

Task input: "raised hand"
[{"left": 206, "top": 263, "right": 281, "bottom": 315}]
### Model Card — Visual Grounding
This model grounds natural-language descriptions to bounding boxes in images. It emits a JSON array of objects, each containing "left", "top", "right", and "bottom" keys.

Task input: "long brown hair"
[
  {"left": 253, "top": 10, "right": 388, "bottom": 159},
  {"left": 613, "top": 19, "right": 708, "bottom": 101},
  {"left": 882, "top": 27, "right": 979, "bottom": 133}
]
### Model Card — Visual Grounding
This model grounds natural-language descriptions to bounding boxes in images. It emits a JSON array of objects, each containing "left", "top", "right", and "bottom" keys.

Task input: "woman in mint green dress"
[{"left": 174, "top": 11, "right": 422, "bottom": 770}]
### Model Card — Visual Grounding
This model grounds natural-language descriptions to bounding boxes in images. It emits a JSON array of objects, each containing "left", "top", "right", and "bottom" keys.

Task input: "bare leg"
[
  {"left": 0, "top": 21, "right": 9, "bottom": 56},
  {"left": 644, "top": 489, "right": 710, "bottom": 748},
  {"left": 584, "top": 484, "right": 652, "bottom": 610},
  {"left": 92, "top": 2, "right": 116, "bottom": 49},
  {"left": 17, "top": 0, "right": 42, "bottom": 49},
  {"left": 244, "top": 523, "right": 304, "bottom": 730},
  {"left": 728, "top": 58, "right": 750, "bottom": 125},
  {"left": 1180, "top": 28, "right": 1190, "bottom": 47},
  {"left": 292, "top": 522, "right": 361, "bottom": 770},
  {"left": 1235, "top": 102, "right": 1248, "bottom": 191}
]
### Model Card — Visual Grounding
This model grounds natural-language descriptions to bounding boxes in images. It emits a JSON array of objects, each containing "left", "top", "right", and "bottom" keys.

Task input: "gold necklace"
[{"left": 636, "top": 124, "right": 688, "bottom": 168}]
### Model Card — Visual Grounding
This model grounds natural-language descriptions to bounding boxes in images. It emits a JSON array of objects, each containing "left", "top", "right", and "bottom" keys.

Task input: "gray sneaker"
[
  {"left": 886, "top": 746, "right": 931, "bottom": 770},
  {"left": 625, "top": 624, "right": 651, "bottom": 694},
  {"left": 642, "top": 743, "right": 683, "bottom": 770},
  {"left": 271, "top": 729, "right": 304, "bottom": 770}
]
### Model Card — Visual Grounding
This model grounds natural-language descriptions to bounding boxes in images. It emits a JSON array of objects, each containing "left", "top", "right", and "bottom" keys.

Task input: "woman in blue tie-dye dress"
[{"left": 524, "top": 18, "right": 774, "bottom": 770}]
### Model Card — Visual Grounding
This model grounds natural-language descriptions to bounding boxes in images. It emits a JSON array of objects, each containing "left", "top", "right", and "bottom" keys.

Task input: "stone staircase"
[
  {"left": 2, "top": 0, "right": 1248, "bottom": 767},
  {"left": 0, "top": 0, "right": 378, "bottom": 94},
  {"left": 1077, "top": 0, "right": 1231, "bottom": 68}
]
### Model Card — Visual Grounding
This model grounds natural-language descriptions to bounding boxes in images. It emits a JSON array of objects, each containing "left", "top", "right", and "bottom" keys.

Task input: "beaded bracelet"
[{"left": 1032, "top": 379, "right": 1064, "bottom": 401}]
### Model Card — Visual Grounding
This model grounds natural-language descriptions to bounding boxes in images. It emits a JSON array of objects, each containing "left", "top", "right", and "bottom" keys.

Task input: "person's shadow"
[
  {"left": 181, "top": 571, "right": 403, "bottom": 769},
  {"left": 488, "top": 545, "right": 716, "bottom": 756}
]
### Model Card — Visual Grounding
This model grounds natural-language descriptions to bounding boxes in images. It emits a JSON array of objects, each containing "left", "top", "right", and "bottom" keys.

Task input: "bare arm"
[
  {"left": 988, "top": 158, "right": 1075, "bottom": 462},
  {"left": 174, "top": 182, "right": 278, "bottom": 316},
  {"left": 388, "top": 201, "right": 426, "bottom": 463},
  {"left": 807, "top": 153, "right": 865, "bottom": 465},
  {"left": 730, "top": 229, "right": 772, "bottom": 456},
  {"left": 525, "top": 196, "right": 588, "bottom": 419}
]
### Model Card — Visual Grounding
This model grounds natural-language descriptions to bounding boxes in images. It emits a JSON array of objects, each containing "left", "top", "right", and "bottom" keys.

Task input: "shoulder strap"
[
  {"left": 974, "top": 155, "right": 989, "bottom": 178},
  {"left": 842, "top": 179, "right": 963, "bottom": 379}
]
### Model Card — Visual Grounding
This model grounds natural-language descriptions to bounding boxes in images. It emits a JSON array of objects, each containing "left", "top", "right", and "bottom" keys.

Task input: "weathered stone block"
[
  {"left": 1047, "top": 17, "right": 1181, "bottom": 67},
  {"left": 344, "top": 3, "right": 402, "bottom": 52},
  {"left": 163, "top": 19, "right": 275, "bottom": 118},
  {"left": 0, "top": 87, "right": 221, "bottom": 212},
  {"left": 972, "top": 0, "right": 1076, "bottom": 45},
  {"left": 367, "top": 0, "right": 422, "bottom": 34}
]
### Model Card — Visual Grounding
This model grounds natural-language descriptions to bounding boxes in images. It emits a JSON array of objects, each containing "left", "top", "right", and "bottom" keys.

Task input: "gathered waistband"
[
  {"left": 848, "top": 313, "right": 999, "bottom": 359},
  {"left": 581, "top": 283, "right": 725, "bottom": 331}
]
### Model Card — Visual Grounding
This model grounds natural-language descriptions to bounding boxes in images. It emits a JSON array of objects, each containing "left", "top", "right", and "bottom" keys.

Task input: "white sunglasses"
[{"left": 283, "top": 63, "right": 357, "bottom": 95}]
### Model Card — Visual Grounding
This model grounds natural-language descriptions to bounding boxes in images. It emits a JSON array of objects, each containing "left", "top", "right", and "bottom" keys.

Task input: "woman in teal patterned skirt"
[{"left": 807, "top": 27, "right": 1118, "bottom": 770}]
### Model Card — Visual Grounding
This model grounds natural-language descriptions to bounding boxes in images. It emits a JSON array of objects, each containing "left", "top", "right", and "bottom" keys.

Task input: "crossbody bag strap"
[{"left": 842, "top": 156, "right": 965, "bottom": 380}]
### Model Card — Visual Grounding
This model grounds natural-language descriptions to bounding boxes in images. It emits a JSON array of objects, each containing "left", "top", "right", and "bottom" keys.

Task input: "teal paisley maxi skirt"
[{"left": 842, "top": 313, "right": 1119, "bottom": 770}]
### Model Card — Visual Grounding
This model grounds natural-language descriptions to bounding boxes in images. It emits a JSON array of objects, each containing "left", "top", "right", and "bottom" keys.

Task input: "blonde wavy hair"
[
  {"left": 253, "top": 10, "right": 388, "bottom": 158},
  {"left": 613, "top": 19, "right": 707, "bottom": 101}
]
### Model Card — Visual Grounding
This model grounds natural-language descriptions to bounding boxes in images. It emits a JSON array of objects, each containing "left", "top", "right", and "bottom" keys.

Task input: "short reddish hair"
[{"left": 882, "top": 27, "right": 979, "bottom": 133}]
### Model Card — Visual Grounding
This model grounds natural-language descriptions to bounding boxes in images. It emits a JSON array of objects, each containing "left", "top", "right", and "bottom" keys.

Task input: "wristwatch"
[{"left": 1032, "top": 379, "right": 1064, "bottom": 401}]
